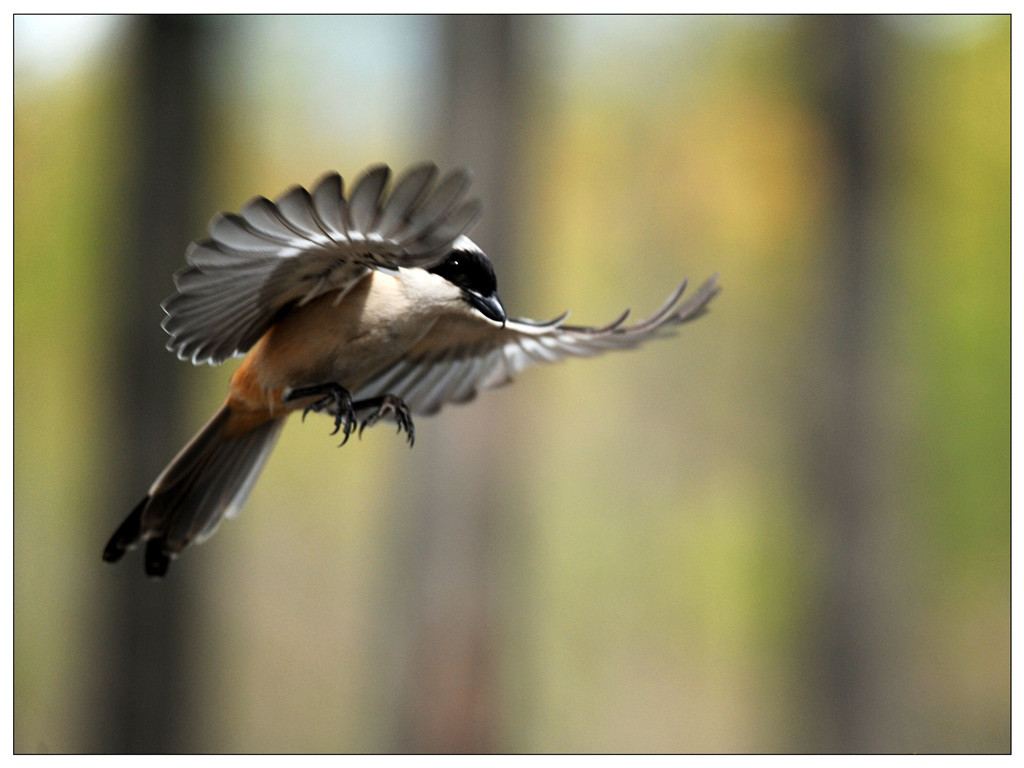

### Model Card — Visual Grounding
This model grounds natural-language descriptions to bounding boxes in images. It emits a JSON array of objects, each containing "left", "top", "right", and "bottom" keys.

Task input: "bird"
[{"left": 103, "top": 162, "right": 720, "bottom": 577}]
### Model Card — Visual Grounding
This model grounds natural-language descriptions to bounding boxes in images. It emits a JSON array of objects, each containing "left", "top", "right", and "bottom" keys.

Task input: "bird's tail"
[{"left": 103, "top": 402, "right": 285, "bottom": 577}]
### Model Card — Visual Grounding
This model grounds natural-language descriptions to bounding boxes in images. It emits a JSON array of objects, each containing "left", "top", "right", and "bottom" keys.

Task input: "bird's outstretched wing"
[
  {"left": 352, "top": 274, "right": 721, "bottom": 415},
  {"left": 162, "top": 163, "right": 482, "bottom": 365}
]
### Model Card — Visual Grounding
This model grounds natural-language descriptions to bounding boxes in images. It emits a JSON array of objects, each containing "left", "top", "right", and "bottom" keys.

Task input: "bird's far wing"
[
  {"left": 352, "top": 274, "right": 721, "bottom": 416},
  {"left": 161, "top": 163, "right": 482, "bottom": 365}
]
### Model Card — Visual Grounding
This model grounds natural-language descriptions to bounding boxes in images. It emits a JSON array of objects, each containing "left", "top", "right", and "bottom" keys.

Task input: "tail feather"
[
  {"left": 102, "top": 497, "right": 146, "bottom": 564},
  {"left": 104, "top": 403, "right": 284, "bottom": 577}
]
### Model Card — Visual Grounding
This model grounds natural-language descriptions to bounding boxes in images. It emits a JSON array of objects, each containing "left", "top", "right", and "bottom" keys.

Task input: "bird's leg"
[
  {"left": 284, "top": 382, "right": 357, "bottom": 445},
  {"left": 354, "top": 394, "right": 415, "bottom": 447}
]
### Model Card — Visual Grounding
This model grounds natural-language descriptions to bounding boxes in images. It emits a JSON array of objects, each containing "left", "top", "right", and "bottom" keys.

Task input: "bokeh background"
[{"left": 14, "top": 15, "right": 1009, "bottom": 754}]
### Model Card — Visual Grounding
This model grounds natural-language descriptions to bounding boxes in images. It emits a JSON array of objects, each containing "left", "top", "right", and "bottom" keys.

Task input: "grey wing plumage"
[
  {"left": 353, "top": 273, "right": 721, "bottom": 415},
  {"left": 161, "top": 163, "right": 482, "bottom": 365}
]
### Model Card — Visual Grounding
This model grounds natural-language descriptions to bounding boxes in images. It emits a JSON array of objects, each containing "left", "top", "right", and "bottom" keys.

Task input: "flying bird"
[{"left": 103, "top": 163, "right": 720, "bottom": 577}]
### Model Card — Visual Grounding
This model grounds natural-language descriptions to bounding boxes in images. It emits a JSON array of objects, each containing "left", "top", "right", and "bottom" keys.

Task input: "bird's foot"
[
  {"left": 355, "top": 394, "right": 415, "bottom": 447},
  {"left": 285, "top": 382, "right": 357, "bottom": 445}
]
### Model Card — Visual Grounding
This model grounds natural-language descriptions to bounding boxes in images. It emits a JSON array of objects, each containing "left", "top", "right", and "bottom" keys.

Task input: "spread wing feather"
[
  {"left": 162, "top": 163, "right": 481, "bottom": 366},
  {"left": 352, "top": 274, "right": 721, "bottom": 415}
]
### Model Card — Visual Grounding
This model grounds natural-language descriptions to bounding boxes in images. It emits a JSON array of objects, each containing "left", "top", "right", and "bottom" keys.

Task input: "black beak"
[{"left": 469, "top": 291, "right": 507, "bottom": 326}]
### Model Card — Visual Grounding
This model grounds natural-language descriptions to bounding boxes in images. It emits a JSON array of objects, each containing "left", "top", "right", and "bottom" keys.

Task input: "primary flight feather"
[{"left": 105, "top": 162, "right": 720, "bottom": 577}]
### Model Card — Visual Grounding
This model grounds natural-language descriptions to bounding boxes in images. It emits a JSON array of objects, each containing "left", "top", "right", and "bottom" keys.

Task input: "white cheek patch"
[{"left": 397, "top": 267, "right": 465, "bottom": 307}]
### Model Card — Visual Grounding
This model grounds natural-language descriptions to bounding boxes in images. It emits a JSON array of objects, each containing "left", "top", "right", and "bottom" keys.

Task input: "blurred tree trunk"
[
  {"left": 797, "top": 16, "right": 897, "bottom": 752},
  {"left": 388, "top": 15, "right": 528, "bottom": 754},
  {"left": 92, "top": 16, "right": 213, "bottom": 753}
]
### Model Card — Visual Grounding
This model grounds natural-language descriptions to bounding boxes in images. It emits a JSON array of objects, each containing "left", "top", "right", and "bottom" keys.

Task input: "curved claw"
[
  {"left": 393, "top": 407, "right": 415, "bottom": 447},
  {"left": 285, "top": 382, "right": 357, "bottom": 446},
  {"left": 334, "top": 403, "right": 358, "bottom": 445},
  {"left": 287, "top": 385, "right": 413, "bottom": 448},
  {"left": 337, "top": 418, "right": 355, "bottom": 446},
  {"left": 355, "top": 394, "right": 415, "bottom": 447}
]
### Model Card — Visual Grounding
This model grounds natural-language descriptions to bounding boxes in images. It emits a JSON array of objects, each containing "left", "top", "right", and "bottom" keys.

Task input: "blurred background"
[{"left": 14, "top": 15, "right": 1008, "bottom": 754}]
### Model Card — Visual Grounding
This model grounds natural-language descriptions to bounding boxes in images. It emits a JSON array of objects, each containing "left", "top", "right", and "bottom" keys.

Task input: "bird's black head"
[{"left": 429, "top": 245, "right": 506, "bottom": 325}]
